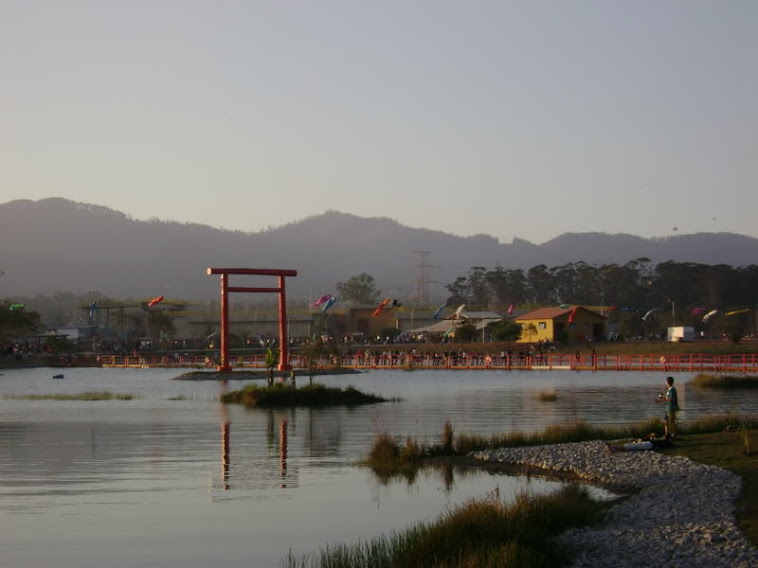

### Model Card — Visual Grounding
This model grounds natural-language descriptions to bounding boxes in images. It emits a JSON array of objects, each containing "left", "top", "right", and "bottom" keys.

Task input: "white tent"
[{"left": 406, "top": 311, "right": 503, "bottom": 335}]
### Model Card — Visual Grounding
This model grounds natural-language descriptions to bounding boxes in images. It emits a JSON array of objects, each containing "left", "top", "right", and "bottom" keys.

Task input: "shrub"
[{"left": 690, "top": 374, "right": 758, "bottom": 389}]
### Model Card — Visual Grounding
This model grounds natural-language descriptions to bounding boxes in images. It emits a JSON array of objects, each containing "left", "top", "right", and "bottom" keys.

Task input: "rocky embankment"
[{"left": 472, "top": 441, "right": 758, "bottom": 567}]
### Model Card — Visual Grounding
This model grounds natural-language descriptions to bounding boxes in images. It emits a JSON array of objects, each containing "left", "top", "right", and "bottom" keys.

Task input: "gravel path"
[{"left": 472, "top": 441, "right": 758, "bottom": 567}]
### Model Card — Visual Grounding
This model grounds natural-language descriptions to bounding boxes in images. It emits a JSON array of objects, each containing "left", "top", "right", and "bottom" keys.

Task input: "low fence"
[{"left": 92, "top": 352, "right": 758, "bottom": 373}]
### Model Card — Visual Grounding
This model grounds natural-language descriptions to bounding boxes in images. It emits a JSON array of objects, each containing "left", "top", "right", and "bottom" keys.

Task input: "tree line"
[
  {"left": 445, "top": 259, "right": 758, "bottom": 338},
  {"left": 4, "top": 259, "right": 758, "bottom": 345}
]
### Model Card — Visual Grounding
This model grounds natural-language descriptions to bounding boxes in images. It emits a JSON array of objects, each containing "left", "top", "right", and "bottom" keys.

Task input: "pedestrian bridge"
[{"left": 91, "top": 352, "right": 758, "bottom": 373}]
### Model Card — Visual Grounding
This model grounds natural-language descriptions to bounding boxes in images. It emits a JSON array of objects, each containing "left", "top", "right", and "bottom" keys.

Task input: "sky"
[{"left": 1, "top": 0, "right": 757, "bottom": 244}]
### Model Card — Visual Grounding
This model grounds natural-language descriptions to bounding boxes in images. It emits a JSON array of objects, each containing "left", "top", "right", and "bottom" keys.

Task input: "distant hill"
[{"left": 1, "top": 198, "right": 757, "bottom": 301}]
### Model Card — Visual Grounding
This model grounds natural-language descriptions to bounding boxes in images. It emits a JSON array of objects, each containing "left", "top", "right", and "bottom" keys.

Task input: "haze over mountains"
[{"left": 2, "top": 198, "right": 757, "bottom": 302}]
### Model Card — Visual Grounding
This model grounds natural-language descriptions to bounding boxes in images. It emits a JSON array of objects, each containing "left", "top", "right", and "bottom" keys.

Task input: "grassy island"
[
  {"left": 219, "top": 382, "right": 390, "bottom": 407},
  {"left": 690, "top": 373, "right": 758, "bottom": 389},
  {"left": 2, "top": 391, "right": 137, "bottom": 401}
]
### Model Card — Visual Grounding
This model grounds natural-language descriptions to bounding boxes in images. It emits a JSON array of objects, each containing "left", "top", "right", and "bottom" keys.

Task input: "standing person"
[{"left": 659, "top": 376, "right": 679, "bottom": 438}]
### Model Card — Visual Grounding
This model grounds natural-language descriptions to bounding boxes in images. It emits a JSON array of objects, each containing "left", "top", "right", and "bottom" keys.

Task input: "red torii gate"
[{"left": 207, "top": 268, "right": 298, "bottom": 372}]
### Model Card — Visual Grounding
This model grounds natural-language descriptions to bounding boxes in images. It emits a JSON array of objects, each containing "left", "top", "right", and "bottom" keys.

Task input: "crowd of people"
[{"left": 1, "top": 340, "right": 39, "bottom": 360}]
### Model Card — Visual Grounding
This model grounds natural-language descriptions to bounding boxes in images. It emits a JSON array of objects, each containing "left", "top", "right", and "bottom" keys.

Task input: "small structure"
[
  {"left": 667, "top": 326, "right": 695, "bottom": 342},
  {"left": 406, "top": 310, "right": 503, "bottom": 340},
  {"left": 45, "top": 325, "right": 99, "bottom": 342},
  {"left": 514, "top": 306, "right": 606, "bottom": 344},
  {"left": 207, "top": 268, "right": 297, "bottom": 372}
]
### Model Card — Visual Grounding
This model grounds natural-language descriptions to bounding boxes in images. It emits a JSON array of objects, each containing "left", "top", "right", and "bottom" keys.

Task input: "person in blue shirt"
[{"left": 658, "top": 376, "right": 679, "bottom": 438}]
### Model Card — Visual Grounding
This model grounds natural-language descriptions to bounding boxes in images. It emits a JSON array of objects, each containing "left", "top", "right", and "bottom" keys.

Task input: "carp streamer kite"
[
  {"left": 320, "top": 296, "right": 336, "bottom": 315},
  {"left": 642, "top": 307, "right": 663, "bottom": 321},
  {"left": 372, "top": 298, "right": 392, "bottom": 317},
  {"left": 702, "top": 309, "right": 719, "bottom": 322},
  {"left": 725, "top": 308, "right": 749, "bottom": 316},
  {"left": 312, "top": 294, "right": 333, "bottom": 307},
  {"left": 433, "top": 302, "right": 449, "bottom": 320}
]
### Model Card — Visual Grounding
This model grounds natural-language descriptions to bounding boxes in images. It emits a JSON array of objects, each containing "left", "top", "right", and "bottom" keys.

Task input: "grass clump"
[
  {"left": 453, "top": 418, "right": 663, "bottom": 455},
  {"left": 537, "top": 389, "right": 558, "bottom": 402},
  {"left": 219, "top": 382, "right": 388, "bottom": 408},
  {"left": 2, "top": 391, "right": 136, "bottom": 401},
  {"left": 284, "top": 485, "right": 604, "bottom": 568},
  {"left": 167, "top": 394, "right": 189, "bottom": 401},
  {"left": 363, "top": 421, "right": 457, "bottom": 479},
  {"left": 363, "top": 432, "right": 423, "bottom": 484},
  {"left": 690, "top": 373, "right": 758, "bottom": 389}
]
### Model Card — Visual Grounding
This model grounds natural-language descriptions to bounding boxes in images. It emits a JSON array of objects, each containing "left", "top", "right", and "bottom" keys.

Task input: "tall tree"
[
  {"left": 485, "top": 266, "right": 509, "bottom": 306},
  {"left": 526, "top": 264, "right": 557, "bottom": 304},
  {"left": 506, "top": 269, "right": 528, "bottom": 305},
  {"left": 0, "top": 304, "right": 42, "bottom": 344},
  {"left": 336, "top": 273, "right": 381, "bottom": 304},
  {"left": 467, "top": 266, "right": 490, "bottom": 308},
  {"left": 551, "top": 263, "right": 577, "bottom": 304},
  {"left": 445, "top": 276, "right": 469, "bottom": 306}
]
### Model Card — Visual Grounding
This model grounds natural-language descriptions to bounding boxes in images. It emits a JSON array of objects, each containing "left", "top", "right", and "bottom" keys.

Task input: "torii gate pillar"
[{"left": 207, "top": 268, "right": 298, "bottom": 373}]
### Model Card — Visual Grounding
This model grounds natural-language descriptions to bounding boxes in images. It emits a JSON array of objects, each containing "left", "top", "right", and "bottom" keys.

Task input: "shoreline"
[
  {"left": 472, "top": 441, "right": 758, "bottom": 567},
  {"left": 173, "top": 367, "right": 361, "bottom": 380}
]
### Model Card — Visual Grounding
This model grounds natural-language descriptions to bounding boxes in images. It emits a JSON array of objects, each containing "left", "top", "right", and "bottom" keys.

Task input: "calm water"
[{"left": 1, "top": 367, "right": 756, "bottom": 567}]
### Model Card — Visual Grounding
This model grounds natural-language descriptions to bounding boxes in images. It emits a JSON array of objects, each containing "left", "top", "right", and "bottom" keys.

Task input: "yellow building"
[{"left": 514, "top": 306, "right": 606, "bottom": 344}]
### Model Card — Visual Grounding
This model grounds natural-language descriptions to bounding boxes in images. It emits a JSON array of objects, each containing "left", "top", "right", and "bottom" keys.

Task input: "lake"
[{"left": 1, "top": 367, "right": 756, "bottom": 567}]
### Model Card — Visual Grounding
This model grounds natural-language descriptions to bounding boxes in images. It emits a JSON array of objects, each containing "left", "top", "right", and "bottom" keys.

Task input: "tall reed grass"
[
  {"left": 363, "top": 418, "right": 666, "bottom": 478},
  {"left": 454, "top": 418, "right": 663, "bottom": 455},
  {"left": 690, "top": 374, "right": 758, "bottom": 389},
  {"left": 364, "top": 415, "right": 758, "bottom": 475},
  {"left": 362, "top": 432, "right": 423, "bottom": 484},
  {"left": 284, "top": 485, "right": 602, "bottom": 568},
  {"left": 675, "top": 413, "right": 758, "bottom": 435}
]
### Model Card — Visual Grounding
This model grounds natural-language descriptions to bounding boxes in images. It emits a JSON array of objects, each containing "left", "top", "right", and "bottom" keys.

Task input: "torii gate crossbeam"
[{"left": 207, "top": 268, "right": 298, "bottom": 372}]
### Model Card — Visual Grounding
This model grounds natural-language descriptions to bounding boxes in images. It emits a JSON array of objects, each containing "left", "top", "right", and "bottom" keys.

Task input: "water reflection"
[
  {"left": 0, "top": 368, "right": 756, "bottom": 568},
  {"left": 279, "top": 417, "right": 288, "bottom": 488},
  {"left": 220, "top": 407, "right": 230, "bottom": 491},
  {"left": 215, "top": 402, "right": 295, "bottom": 495},
  {"left": 212, "top": 398, "right": 502, "bottom": 502}
]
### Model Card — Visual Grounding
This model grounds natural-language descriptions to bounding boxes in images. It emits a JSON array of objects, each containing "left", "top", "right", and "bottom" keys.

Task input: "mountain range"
[{"left": 1, "top": 197, "right": 757, "bottom": 302}]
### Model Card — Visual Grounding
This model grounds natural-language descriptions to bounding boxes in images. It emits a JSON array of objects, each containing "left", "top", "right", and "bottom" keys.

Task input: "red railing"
[{"left": 90, "top": 352, "right": 758, "bottom": 373}]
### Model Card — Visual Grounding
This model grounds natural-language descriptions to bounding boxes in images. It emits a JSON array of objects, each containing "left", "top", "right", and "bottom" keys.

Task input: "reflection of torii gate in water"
[{"left": 207, "top": 268, "right": 298, "bottom": 372}]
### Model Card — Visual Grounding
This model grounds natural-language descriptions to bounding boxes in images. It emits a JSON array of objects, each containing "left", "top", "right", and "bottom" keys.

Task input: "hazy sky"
[{"left": 2, "top": 1, "right": 756, "bottom": 244}]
